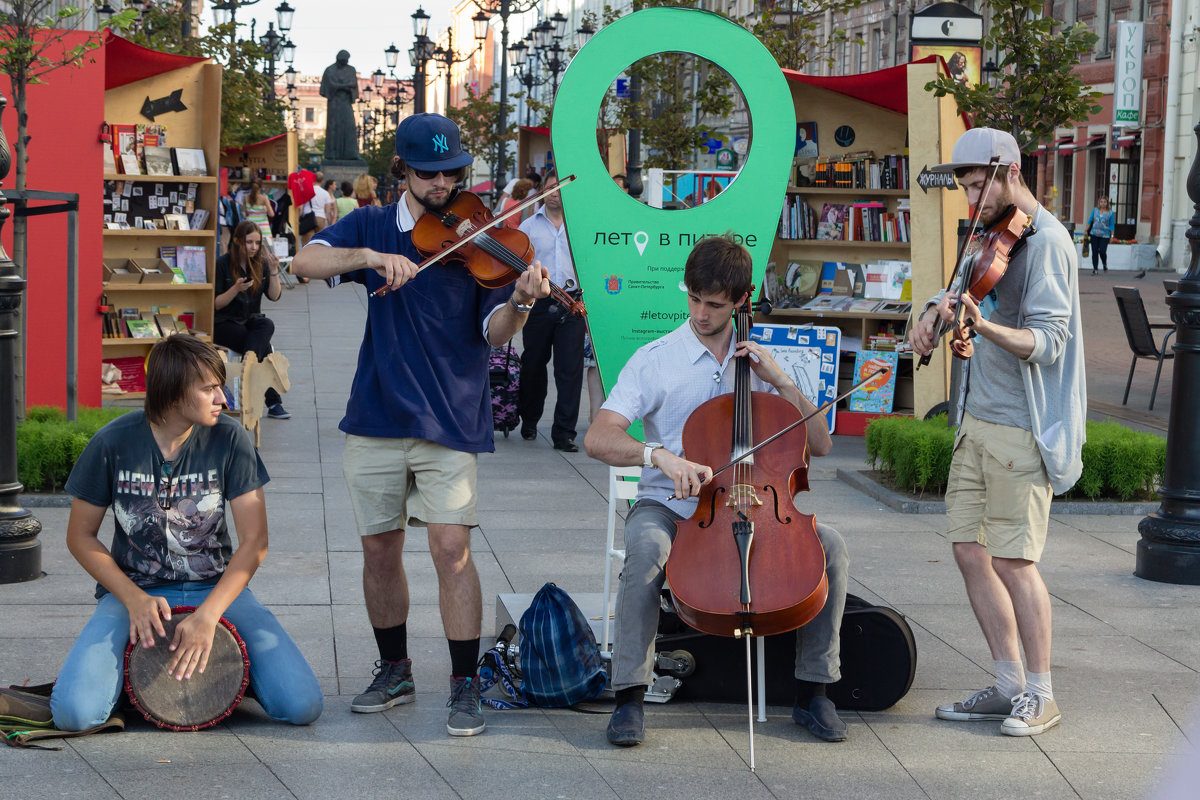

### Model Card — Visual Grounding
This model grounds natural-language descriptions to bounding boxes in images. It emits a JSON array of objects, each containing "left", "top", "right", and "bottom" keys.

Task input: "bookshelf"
[
  {"left": 101, "top": 60, "right": 223, "bottom": 398},
  {"left": 758, "top": 60, "right": 968, "bottom": 429}
]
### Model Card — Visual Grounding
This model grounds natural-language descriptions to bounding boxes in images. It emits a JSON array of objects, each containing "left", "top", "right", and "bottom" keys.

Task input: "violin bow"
[
  {"left": 916, "top": 156, "right": 1005, "bottom": 369},
  {"left": 703, "top": 367, "right": 890, "bottom": 481},
  {"left": 369, "top": 175, "right": 578, "bottom": 299}
]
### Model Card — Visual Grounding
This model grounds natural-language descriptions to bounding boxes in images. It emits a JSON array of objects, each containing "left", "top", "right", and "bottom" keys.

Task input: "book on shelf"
[
  {"left": 815, "top": 152, "right": 909, "bottom": 190},
  {"left": 801, "top": 294, "right": 853, "bottom": 312},
  {"left": 125, "top": 318, "right": 159, "bottom": 338},
  {"left": 819, "top": 261, "right": 840, "bottom": 293},
  {"left": 816, "top": 203, "right": 847, "bottom": 240},
  {"left": 848, "top": 298, "right": 883, "bottom": 312},
  {"left": 190, "top": 208, "right": 209, "bottom": 230},
  {"left": 171, "top": 148, "right": 208, "bottom": 177},
  {"left": 177, "top": 246, "right": 207, "bottom": 283},
  {"left": 154, "top": 313, "right": 178, "bottom": 337},
  {"left": 848, "top": 350, "right": 900, "bottom": 413},
  {"left": 864, "top": 260, "right": 911, "bottom": 300},
  {"left": 143, "top": 145, "right": 174, "bottom": 176},
  {"left": 874, "top": 300, "right": 911, "bottom": 314},
  {"left": 119, "top": 153, "right": 141, "bottom": 175}
]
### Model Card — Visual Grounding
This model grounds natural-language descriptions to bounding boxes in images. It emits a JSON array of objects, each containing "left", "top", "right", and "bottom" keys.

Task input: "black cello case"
[{"left": 656, "top": 593, "right": 916, "bottom": 711}]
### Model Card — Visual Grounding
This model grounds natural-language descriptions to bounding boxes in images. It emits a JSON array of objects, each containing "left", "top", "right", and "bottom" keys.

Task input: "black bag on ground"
[
  {"left": 656, "top": 593, "right": 916, "bottom": 711},
  {"left": 488, "top": 344, "right": 521, "bottom": 436}
]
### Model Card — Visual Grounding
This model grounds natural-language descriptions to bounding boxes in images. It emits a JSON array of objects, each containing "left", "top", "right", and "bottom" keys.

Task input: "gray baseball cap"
[{"left": 930, "top": 127, "right": 1021, "bottom": 173}]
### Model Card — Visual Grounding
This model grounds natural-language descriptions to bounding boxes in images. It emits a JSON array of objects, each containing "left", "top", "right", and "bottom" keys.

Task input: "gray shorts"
[{"left": 342, "top": 435, "right": 478, "bottom": 536}]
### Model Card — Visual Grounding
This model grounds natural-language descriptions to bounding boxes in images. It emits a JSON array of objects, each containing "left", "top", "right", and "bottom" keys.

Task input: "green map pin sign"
[{"left": 552, "top": 7, "right": 794, "bottom": 401}]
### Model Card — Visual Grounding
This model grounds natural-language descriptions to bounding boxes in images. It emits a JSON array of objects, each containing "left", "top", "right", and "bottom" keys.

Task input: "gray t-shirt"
[
  {"left": 65, "top": 411, "right": 269, "bottom": 598},
  {"left": 963, "top": 226, "right": 1032, "bottom": 430}
]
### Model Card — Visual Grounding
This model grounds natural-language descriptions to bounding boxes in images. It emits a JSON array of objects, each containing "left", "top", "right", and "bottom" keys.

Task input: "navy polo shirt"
[{"left": 310, "top": 200, "right": 512, "bottom": 452}]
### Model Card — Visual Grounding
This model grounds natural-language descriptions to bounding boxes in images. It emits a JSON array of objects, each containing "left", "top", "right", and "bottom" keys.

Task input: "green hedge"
[
  {"left": 865, "top": 416, "right": 1166, "bottom": 501},
  {"left": 17, "top": 406, "right": 130, "bottom": 493}
]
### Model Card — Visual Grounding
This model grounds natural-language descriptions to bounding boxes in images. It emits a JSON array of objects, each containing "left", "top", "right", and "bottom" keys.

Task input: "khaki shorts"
[
  {"left": 342, "top": 435, "right": 478, "bottom": 536},
  {"left": 945, "top": 413, "right": 1052, "bottom": 562}
]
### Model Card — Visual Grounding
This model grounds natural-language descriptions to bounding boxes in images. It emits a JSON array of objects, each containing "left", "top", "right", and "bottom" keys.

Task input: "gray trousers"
[{"left": 611, "top": 499, "right": 849, "bottom": 691}]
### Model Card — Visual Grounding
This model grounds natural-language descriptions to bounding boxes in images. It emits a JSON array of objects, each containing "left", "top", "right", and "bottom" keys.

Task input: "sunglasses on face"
[
  {"left": 157, "top": 461, "right": 174, "bottom": 511},
  {"left": 411, "top": 168, "right": 458, "bottom": 180}
]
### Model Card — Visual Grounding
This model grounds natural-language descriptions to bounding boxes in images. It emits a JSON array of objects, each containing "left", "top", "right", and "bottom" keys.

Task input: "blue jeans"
[
  {"left": 50, "top": 582, "right": 323, "bottom": 730},
  {"left": 611, "top": 500, "right": 849, "bottom": 691}
]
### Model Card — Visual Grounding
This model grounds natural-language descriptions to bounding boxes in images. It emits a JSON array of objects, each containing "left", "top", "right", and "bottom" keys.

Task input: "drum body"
[{"left": 123, "top": 606, "right": 250, "bottom": 731}]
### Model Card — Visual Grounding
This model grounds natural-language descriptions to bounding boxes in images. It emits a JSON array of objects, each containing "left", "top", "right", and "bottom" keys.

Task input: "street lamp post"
[
  {"left": 432, "top": 19, "right": 488, "bottom": 113},
  {"left": 473, "top": 0, "right": 539, "bottom": 189},
  {"left": 409, "top": 7, "right": 437, "bottom": 115},
  {"left": 1137, "top": 122, "right": 1200, "bottom": 584},
  {"left": 510, "top": 16, "right": 594, "bottom": 127},
  {"left": 0, "top": 94, "right": 41, "bottom": 585}
]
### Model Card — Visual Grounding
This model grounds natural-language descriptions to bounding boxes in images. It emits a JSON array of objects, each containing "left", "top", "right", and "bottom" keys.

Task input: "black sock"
[
  {"left": 372, "top": 623, "right": 408, "bottom": 663},
  {"left": 449, "top": 638, "right": 480, "bottom": 678},
  {"left": 615, "top": 686, "right": 645, "bottom": 707},
  {"left": 796, "top": 679, "right": 827, "bottom": 709}
]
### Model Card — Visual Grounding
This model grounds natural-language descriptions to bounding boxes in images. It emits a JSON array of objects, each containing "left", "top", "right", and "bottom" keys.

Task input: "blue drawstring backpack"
[{"left": 477, "top": 583, "right": 606, "bottom": 709}]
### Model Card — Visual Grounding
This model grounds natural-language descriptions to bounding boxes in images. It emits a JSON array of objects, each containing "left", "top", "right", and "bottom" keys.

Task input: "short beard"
[{"left": 415, "top": 187, "right": 454, "bottom": 213}]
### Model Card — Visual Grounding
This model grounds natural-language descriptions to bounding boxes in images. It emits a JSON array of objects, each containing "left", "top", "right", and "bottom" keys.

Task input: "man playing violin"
[
  {"left": 909, "top": 128, "right": 1086, "bottom": 737},
  {"left": 584, "top": 233, "right": 851, "bottom": 747},
  {"left": 292, "top": 113, "right": 552, "bottom": 738}
]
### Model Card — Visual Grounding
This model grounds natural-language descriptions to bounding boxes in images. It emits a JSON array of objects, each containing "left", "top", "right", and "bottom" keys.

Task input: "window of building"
[
  {"left": 840, "top": 39, "right": 849, "bottom": 76},
  {"left": 1060, "top": 154, "right": 1074, "bottom": 223},
  {"left": 1095, "top": 0, "right": 1112, "bottom": 57},
  {"left": 871, "top": 28, "right": 882, "bottom": 70},
  {"left": 305, "top": 107, "right": 314, "bottom": 123},
  {"left": 1108, "top": 153, "right": 1141, "bottom": 239},
  {"left": 857, "top": 34, "right": 867, "bottom": 73}
]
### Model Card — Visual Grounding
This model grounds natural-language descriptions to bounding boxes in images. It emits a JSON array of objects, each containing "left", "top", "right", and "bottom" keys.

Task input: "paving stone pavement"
[{"left": 2, "top": 268, "right": 1197, "bottom": 800}]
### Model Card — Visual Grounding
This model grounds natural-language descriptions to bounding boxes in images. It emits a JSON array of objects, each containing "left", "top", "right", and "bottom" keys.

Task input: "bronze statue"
[{"left": 321, "top": 50, "right": 360, "bottom": 162}]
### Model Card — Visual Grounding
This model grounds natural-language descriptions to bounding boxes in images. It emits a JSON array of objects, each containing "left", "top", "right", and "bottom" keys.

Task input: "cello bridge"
[{"left": 726, "top": 484, "right": 762, "bottom": 508}]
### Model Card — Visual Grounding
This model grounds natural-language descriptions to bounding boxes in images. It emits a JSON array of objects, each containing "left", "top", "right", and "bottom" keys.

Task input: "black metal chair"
[{"left": 1113, "top": 286, "right": 1175, "bottom": 410}]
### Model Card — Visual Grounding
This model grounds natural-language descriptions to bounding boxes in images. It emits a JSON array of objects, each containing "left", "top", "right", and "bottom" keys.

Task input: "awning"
[
  {"left": 782, "top": 55, "right": 940, "bottom": 115},
  {"left": 1116, "top": 130, "right": 1142, "bottom": 149},
  {"left": 1082, "top": 134, "right": 1107, "bottom": 151},
  {"left": 104, "top": 30, "right": 209, "bottom": 90},
  {"left": 1056, "top": 136, "right": 1076, "bottom": 156},
  {"left": 469, "top": 180, "right": 495, "bottom": 193}
]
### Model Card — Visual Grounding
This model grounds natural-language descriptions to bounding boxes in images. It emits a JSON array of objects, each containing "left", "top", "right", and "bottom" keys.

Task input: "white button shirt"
[
  {"left": 518, "top": 206, "right": 576, "bottom": 291},
  {"left": 601, "top": 320, "right": 776, "bottom": 517}
]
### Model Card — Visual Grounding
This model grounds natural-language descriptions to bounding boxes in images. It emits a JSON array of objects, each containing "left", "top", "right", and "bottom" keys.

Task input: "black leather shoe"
[
  {"left": 553, "top": 440, "right": 578, "bottom": 452},
  {"left": 792, "top": 696, "right": 847, "bottom": 742},
  {"left": 521, "top": 428, "right": 537, "bottom": 441},
  {"left": 606, "top": 702, "right": 645, "bottom": 746}
]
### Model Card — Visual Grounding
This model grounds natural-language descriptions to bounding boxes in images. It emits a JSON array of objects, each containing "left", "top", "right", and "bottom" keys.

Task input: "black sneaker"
[
  {"left": 267, "top": 403, "right": 291, "bottom": 419},
  {"left": 446, "top": 676, "right": 486, "bottom": 736},
  {"left": 351, "top": 659, "right": 415, "bottom": 713}
]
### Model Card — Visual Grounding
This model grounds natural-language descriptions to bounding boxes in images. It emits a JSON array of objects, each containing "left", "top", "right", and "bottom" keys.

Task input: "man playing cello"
[
  {"left": 584, "top": 234, "right": 851, "bottom": 746},
  {"left": 909, "top": 128, "right": 1085, "bottom": 736}
]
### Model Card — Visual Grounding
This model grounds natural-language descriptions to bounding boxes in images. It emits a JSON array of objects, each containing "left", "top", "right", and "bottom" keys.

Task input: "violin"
[
  {"left": 917, "top": 159, "right": 1034, "bottom": 368},
  {"left": 406, "top": 189, "right": 586, "bottom": 316},
  {"left": 664, "top": 297, "right": 828, "bottom": 641}
]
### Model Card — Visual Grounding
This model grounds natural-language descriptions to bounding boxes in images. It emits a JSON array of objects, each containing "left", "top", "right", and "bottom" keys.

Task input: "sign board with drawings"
[{"left": 749, "top": 323, "right": 841, "bottom": 434}]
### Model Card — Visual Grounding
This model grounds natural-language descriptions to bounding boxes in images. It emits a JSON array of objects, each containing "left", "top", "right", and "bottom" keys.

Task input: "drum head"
[{"left": 124, "top": 607, "right": 249, "bottom": 731}]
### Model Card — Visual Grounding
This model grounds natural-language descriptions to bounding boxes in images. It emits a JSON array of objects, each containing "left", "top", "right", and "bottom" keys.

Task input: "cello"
[{"left": 663, "top": 296, "right": 828, "bottom": 768}]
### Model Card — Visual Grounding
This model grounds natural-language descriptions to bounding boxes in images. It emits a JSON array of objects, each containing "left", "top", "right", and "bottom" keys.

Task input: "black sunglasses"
[
  {"left": 157, "top": 461, "right": 174, "bottom": 511},
  {"left": 411, "top": 168, "right": 458, "bottom": 180}
]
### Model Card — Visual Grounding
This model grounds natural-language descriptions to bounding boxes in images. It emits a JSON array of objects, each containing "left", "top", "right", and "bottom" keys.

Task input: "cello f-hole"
[
  {"left": 763, "top": 484, "right": 792, "bottom": 525},
  {"left": 697, "top": 486, "right": 724, "bottom": 529}
]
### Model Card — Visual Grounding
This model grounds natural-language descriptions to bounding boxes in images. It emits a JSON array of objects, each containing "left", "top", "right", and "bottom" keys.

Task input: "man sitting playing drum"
[{"left": 50, "top": 335, "right": 323, "bottom": 730}]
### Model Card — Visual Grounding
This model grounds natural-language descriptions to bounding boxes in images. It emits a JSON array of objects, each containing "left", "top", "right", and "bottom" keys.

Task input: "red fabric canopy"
[
  {"left": 522, "top": 126, "right": 551, "bottom": 137},
  {"left": 104, "top": 30, "right": 209, "bottom": 90},
  {"left": 224, "top": 133, "right": 288, "bottom": 155},
  {"left": 782, "top": 56, "right": 940, "bottom": 115}
]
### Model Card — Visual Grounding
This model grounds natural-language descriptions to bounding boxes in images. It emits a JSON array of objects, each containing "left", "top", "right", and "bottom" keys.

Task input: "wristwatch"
[
  {"left": 643, "top": 442, "right": 663, "bottom": 468},
  {"left": 510, "top": 295, "right": 534, "bottom": 313}
]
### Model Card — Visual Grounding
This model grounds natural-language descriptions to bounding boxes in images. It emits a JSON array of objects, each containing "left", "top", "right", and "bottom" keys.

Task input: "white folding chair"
[{"left": 602, "top": 465, "right": 641, "bottom": 655}]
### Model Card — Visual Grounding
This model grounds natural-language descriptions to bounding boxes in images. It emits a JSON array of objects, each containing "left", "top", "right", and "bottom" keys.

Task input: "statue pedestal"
[{"left": 320, "top": 159, "right": 369, "bottom": 187}]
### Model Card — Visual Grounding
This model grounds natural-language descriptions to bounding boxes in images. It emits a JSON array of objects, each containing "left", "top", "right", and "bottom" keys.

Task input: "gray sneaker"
[
  {"left": 351, "top": 659, "right": 415, "bottom": 713},
  {"left": 935, "top": 685, "right": 1014, "bottom": 721},
  {"left": 446, "top": 676, "right": 486, "bottom": 736},
  {"left": 1001, "top": 692, "right": 1061, "bottom": 736}
]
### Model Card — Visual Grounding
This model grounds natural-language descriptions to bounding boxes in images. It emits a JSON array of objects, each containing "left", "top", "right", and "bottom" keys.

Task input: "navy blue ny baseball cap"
[{"left": 395, "top": 113, "right": 474, "bottom": 172}]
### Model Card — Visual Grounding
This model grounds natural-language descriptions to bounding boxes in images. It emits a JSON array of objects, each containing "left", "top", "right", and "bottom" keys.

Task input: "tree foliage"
[
  {"left": 738, "top": 0, "right": 862, "bottom": 72},
  {"left": 924, "top": 0, "right": 1101, "bottom": 151},
  {"left": 446, "top": 84, "right": 517, "bottom": 189},
  {"left": 125, "top": 2, "right": 287, "bottom": 149}
]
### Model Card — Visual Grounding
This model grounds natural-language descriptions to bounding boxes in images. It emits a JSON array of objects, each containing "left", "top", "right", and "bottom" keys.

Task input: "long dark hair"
[
  {"left": 229, "top": 220, "right": 265, "bottom": 293},
  {"left": 145, "top": 335, "right": 226, "bottom": 425}
]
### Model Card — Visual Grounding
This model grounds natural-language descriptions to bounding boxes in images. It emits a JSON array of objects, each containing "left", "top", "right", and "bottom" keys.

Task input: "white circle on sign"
[{"left": 732, "top": 138, "right": 748, "bottom": 155}]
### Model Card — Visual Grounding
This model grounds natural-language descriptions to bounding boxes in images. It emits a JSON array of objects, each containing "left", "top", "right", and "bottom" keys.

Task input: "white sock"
[
  {"left": 994, "top": 660, "right": 1026, "bottom": 698},
  {"left": 1026, "top": 671, "right": 1053, "bottom": 701}
]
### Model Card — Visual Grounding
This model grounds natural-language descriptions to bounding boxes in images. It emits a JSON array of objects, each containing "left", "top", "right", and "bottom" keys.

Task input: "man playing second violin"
[
  {"left": 909, "top": 128, "right": 1085, "bottom": 737},
  {"left": 292, "top": 113, "right": 552, "bottom": 738},
  {"left": 584, "top": 233, "right": 851, "bottom": 747}
]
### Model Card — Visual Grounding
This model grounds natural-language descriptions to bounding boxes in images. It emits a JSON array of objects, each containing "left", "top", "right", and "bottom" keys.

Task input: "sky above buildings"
[{"left": 210, "top": 0, "right": 457, "bottom": 81}]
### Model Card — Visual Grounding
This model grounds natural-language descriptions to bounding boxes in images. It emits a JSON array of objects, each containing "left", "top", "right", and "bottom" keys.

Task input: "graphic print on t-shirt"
[{"left": 111, "top": 467, "right": 227, "bottom": 585}]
